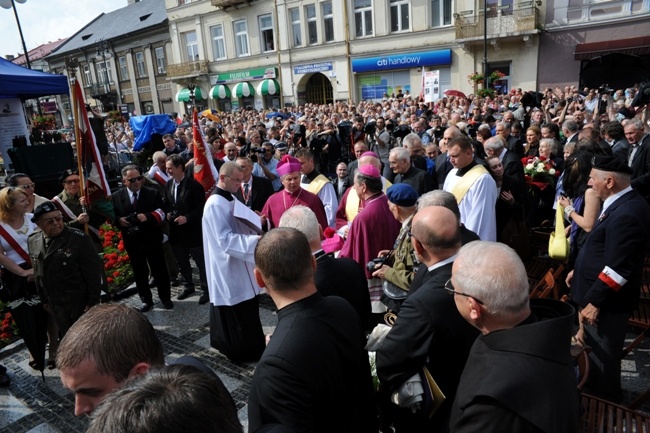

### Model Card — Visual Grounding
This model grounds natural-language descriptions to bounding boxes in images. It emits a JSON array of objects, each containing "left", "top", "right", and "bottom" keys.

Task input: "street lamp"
[
  {"left": 0, "top": 0, "right": 30, "bottom": 69},
  {"left": 95, "top": 39, "right": 113, "bottom": 110}
]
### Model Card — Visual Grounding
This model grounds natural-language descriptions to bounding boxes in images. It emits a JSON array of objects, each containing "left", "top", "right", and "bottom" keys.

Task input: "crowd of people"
[{"left": 1, "top": 81, "right": 650, "bottom": 432}]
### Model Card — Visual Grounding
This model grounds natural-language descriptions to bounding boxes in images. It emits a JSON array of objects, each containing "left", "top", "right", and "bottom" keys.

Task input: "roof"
[
  {"left": 48, "top": 0, "right": 168, "bottom": 57},
  {"left": 12, "top": 39, "right": 68, "bottom": 66}
]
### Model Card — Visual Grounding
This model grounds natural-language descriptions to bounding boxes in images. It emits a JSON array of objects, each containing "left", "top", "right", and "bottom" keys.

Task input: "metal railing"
[
  {"left": 455, "top": 5, "right": 539, "bottom": 39},
  {"left": 211, "top": 0, "right": 249, "bottom": 8}
]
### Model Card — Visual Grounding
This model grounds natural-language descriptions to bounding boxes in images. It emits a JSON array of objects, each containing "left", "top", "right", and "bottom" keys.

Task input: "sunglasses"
[{"left": 125, "top": 176, "right": 144, "bottom": 183}]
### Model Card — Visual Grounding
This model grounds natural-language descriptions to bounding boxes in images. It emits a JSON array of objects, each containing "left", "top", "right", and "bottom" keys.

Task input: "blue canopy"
[
  {"left": 0, "top": 57, "right": 69, "bottom": 99},
  {"left": 129, "top": 114, "right": 177, "bottom": 151}
]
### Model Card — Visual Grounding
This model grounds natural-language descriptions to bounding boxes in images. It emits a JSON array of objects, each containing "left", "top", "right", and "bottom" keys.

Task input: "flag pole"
[{"left": 65, "top": 57, "right": 88, "bottom": 234}]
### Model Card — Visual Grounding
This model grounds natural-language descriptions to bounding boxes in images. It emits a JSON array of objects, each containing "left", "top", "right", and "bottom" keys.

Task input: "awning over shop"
[
  {"left": 232, "top": 82, "right": 255, "bottom": 98},
  {"left": 209, "top": 84, "right": 231, "bottom": 99},
  {"left": 175, "top": 87, "right": 207, "bottom": 102},
  {"left": 257, "top": 79, "right": 281, "bottom": 96},
  {"left": 574, "top": 36, "right": 650, "bottom": 61}
]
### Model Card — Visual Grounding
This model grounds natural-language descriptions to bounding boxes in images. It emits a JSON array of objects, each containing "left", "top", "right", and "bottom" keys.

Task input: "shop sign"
[
  {"left": 293, "top": 62, "right": 333, "bottom": 75},
  {"left": 352, "top": 49, "right": 451, "bottom": 73},
  {"left": 40, "top": 101, "right": 58, "bottom": 113},
  {"left": 211, "top": 68, "right": 277, "bottom": 85}
]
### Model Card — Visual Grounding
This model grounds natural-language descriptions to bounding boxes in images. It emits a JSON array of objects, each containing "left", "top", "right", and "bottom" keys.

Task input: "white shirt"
[{"left": 443, "top": 168, "right": 498, "bottom": 242}]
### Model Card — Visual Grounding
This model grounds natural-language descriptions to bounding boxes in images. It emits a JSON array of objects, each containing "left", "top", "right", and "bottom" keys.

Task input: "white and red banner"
[
  {"left": 192, "top": 108, "right": 218, "bottom": 198},
  {"left": 73, "top": 80, "right": 110, "bottom": 204}
]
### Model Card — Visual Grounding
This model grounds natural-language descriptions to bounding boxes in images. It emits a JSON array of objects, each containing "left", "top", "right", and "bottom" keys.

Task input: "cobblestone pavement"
[{"left": 1, "top": 282, "right": 649, "bottom": 432}]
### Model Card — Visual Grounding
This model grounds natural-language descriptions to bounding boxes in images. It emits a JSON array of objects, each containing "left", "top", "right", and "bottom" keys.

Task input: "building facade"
[
  {"left": 165, "top": 0, "right": 545, "bottom": 114},
  {"left": 539, "top": 0, "right": 650, "bottom": 90},
  {"left": 46, "top": 0, "right": 173, "bottom": 122}
]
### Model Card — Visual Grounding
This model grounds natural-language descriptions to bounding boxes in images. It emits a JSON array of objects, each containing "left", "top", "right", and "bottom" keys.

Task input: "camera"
[
  {"left": 631, "top": 82, "right": 650, "bottom": 107},
  {"left": 125, "top": 212, "right": 141, "bottom": 235},
  {"left": 249, "top": 147, "right": 265, "bottom": 163},
  {"left": 168, "top": 209, "right": 180, "bottom": 221},
  {"left": 391, "top": 124, "right": 412, "bottom": 140},
  {"left": 366, "top": 257, "right": 387, "bottom": 273},
  {"left": 364, "top": 121, "right": 376, "bottom": 136}
]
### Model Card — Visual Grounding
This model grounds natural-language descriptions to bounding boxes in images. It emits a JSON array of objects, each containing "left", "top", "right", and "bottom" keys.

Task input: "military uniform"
[{"left": 29, "top": 226, "right": 102, "bottom": 336}]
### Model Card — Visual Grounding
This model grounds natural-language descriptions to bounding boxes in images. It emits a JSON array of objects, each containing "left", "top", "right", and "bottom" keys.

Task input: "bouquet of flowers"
[
  {"left": 0, "top": 311, "right": 19, "bottom": 348},
  {"left": 522, "top": 156, "right": 559, "bottom": 189},
  {"left": 100, "top": 223, "right": 134, "bottom": 294}
]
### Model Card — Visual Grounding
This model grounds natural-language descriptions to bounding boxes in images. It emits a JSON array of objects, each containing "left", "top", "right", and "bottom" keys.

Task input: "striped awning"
[
  {"left": 209, "top": 84, "right": 231, "bottom": 100},
  {"left": 232, "top": 82, "right": 255, "bottom": 98},
  {"left": 175, "top": 87, "right": 207, "bottom": 102},
  {"left": 257, "top": 79, "right": 280, "bottom": 96}
]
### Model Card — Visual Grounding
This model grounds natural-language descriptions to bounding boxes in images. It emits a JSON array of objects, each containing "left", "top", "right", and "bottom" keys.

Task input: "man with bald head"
[
  {"left": 377, "top": 206, "right": 479, "bottom": 432},
  {"left": 435, "top": 125, "right": 462, "bottom": 186},
  {"left": 449, "top": 241, "right": 578, "bottom": 432}
]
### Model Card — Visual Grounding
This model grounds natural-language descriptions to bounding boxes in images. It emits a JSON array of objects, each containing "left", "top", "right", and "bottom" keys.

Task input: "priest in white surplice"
[
  {"left": 203, "top": 161, "right": 265, "bottom": 363},
  {"left": 443, "top": 136, "right": 498, "bottom": 242}
]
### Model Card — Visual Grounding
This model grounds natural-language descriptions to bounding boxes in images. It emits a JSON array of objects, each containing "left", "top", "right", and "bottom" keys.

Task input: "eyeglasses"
[
  {"left": 444, "top": 278, "right": 485, "bottom": 305},
  {"left": 125, "top": 176, "right": 144, "bottom": 183},
  {"left": 41, "top": 216, "right": 64, "bottom": 225},
  {"left": 64, "top": 179, "right": 81, "bottom": 185},
  {"left": 18, "top": 183, "right": 35, "bottom": 189}
]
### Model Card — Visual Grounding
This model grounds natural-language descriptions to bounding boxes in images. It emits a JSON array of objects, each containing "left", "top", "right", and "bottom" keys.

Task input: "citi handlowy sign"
[{"left": 351, "top": 49, "right": 452, "bottom": 73}]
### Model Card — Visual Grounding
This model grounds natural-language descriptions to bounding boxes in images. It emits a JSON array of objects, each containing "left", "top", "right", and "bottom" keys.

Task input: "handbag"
[
  {"left": 0, "top": 263, "right": 32, "bottom": 303},
  {"left": 548, "top": 203, "right": 569, "bottom": 260}
]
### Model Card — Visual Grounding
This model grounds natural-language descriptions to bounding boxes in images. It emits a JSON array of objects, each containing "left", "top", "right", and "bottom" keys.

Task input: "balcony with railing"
[
  {"left": 455, "top": 5, "right": 540, "bottom": 40},
  {"left": 88, "top": 82, "right": 116, "bottom": 99},
  {"left": 166, "top": 60, "right": 209, "bottom": 79},
  {"left": 565, "top": 0, "right": 649, "bottom": 24},
  {"left": 211, "top": 0, "right": 250, "bottom": 9}
]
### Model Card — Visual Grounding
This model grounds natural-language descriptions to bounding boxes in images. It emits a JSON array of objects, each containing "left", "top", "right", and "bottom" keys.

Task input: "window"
[
  {"left": 82, "top": 64, "right": 92, "bottom": 87},
  {"left": 486, "top": 0, "right": 513, "bottom": 17},
  {"left": 210, "top": 24, "right": 227, "bottom": 60},
  {"left": 390, "top": 0, "right": 410, "bottom": 32},
  {"left": 233, "top": 20, "right": 250, "bottom": 57},
  {"left": 135, "top": 52, "right": 147, "bottom": 77},
  {"left": 155, "top": 47, "right": 166, "bottom": 74},
  {"left": 97, "top": 60, "right": 112, "bottom": 85},
  {"left": 306, "top": 4, "right": 317, "bottom": 45},
  {"left": 184, "top": 31, "right": 199, "bottom": 61},
  {"left": 323, "top": 2, "right": 334, "bottom": 42},
  {"left": 118, "top": 56, "right": 129, "bottom": 80},
  {"left": 259, "top": 14, "right": 275, "bottom": 52},
  {"left": 431, "top": 0, "right": 452, "bottom": 27},
  {"left": 354, "top": 0, "right": 373, "bottom": 37},
  {"left": 290, "top": 8, "right": 302, "bottom": 47}
]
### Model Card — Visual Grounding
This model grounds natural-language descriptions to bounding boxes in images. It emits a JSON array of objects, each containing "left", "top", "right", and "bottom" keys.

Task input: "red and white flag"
[
  {"left": 192, "top": 108, "right": 218, "bottom": 197},
  {"left": 73, "top": 80, "right": 110, "bottom": 204}
]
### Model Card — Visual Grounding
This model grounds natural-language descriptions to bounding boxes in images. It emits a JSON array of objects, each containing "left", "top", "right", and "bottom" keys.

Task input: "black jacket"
[
  {"left": 165, "top": 176, "right": 206, "bottom": 247},
  {"left": 449, "top": 299, "right": 579, "bottom": 433},
  {"left": 233, "top": 175, "right": 274, "bottom": 213}
]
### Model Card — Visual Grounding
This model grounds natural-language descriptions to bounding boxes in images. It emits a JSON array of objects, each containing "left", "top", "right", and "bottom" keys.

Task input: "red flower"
[
  {"left": 113, "top": 271, "right": 120, "bottom": 277},
  {"left": 107, "top": 277, "right": 114, "bottom": 284}
]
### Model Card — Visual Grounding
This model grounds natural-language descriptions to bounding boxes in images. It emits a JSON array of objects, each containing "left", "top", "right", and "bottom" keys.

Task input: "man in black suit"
[
  {"left": 496, "top": 121, "right": 524, "bottom": 158},
  {"left": 435, "top": 125, "right": 462, "bottom": 187},
  {"left": 112, "top": 165, "right": 172, "bottom": 312},
  {"left": 602, "top": 121, "right": 629, "bottom": 161},
  {"left": 165, "top": 155, "right": 209, "bottom": 305},
  {"left": 233, "top": 156, "right": 274, "bottom": 213},
  {"left": 568, "top": 155, "right": 650, "bottom": 401},
  {"left": 402, "top": 133, "right": 430, "bottom": 174},
  {"left": 626, "top": 119, "right": 650, "bottom": 204},
  {"left": 331, "top": 162, "right": 351, "bottom": 201},
  {"left": 249, "top": 228, "right": 377, "bottom": 433},
  {"left": 390, "top": 147, "right": 434, "bottom": 195},
  {"left": 408, "top": 190, "right": 480, "bottom": 295},
  {"left": 377, "top": 206, "right": 479, "bottom": 432},
  {"left": 279, "top": 205, "right": 372, "bottom": 333}
]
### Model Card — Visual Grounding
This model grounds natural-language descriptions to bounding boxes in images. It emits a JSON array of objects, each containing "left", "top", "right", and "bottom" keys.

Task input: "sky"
[{"left": 0, "top": 0, "right": 125, "bottom": 58}]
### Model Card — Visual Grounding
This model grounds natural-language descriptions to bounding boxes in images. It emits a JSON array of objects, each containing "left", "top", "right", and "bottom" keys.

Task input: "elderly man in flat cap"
[
  {"left": 567, "top": 154, "right": 650, "bottom": 401},
  {"left": 28, "top": 201, "right": 102, "bottom": 337}
]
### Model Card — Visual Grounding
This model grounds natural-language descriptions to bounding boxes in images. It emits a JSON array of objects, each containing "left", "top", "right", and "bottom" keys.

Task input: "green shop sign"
[{"left": 212, "top": 67, "right": 277, "bottom": 84}]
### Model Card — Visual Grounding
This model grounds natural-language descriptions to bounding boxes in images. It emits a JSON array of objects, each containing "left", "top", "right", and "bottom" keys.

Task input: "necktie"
[
  {"left": 243, "top": 183, "right": 250, "bottom": 205},
  {"left": 132, "top": 192, "right": 138, "bottom": 210},
  {"left": 173, "top": 183, "right": 178, "bottom": 202},
  {"left": 629, "top": 144, "right": 638, "bottom": 167}
]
